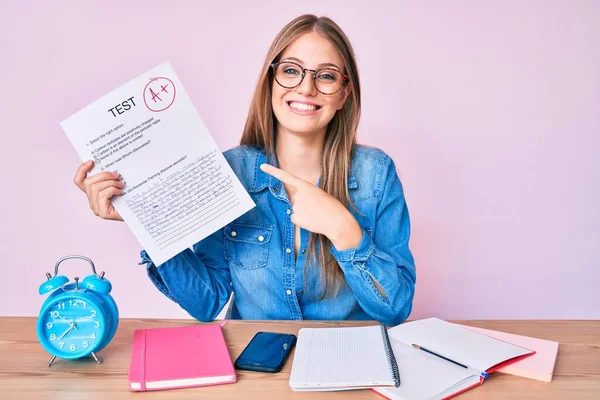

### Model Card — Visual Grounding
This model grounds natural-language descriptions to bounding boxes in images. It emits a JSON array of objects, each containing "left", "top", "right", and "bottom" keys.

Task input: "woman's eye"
[
  {"left": 283, "top": 68, "right": 300, "bottom": 75},
  {"left": 317, "top": 72, "right": 338, "bottom": 81}
]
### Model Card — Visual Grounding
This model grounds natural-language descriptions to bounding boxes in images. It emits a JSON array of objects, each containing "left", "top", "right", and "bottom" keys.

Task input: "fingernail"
[
  {"left": 112, "top": 172, "right": 120, "bottom": 178},
  {"left": 86, "top": 160, "right": 93, "bottom": 165}
]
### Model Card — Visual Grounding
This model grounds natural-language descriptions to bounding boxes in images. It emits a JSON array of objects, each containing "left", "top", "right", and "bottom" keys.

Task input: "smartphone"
[{"left": 234, "top": 331, "right": 297, "bottom": 373}]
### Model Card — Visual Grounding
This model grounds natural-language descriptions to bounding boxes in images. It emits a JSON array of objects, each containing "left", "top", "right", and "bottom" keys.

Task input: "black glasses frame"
[{"left": 270, "top": 61, "right": 349, "bottom": 95}]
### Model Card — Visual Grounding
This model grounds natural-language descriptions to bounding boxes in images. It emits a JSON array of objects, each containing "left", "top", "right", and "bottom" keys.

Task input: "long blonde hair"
[{"left": 240, "top": 14, "right": 361, "bottom": 298}]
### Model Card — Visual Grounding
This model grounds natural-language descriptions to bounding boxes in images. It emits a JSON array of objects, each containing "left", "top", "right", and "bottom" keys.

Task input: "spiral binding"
[{"left": 380, "top": 325, "right": 401, "bottom": 387}]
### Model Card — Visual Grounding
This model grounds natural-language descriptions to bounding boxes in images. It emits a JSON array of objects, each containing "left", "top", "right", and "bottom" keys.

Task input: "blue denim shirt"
[{"left": 139, "top": 144, "right": 416, "bottom": 326}]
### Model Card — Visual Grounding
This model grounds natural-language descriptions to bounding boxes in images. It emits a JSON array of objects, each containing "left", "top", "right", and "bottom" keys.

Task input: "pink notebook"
[
  {"left": 128, "top": 324, "right": 236, "bottom": 391},
  {"left": 457, "top": 324, "right": 559, "bottom": 382}
]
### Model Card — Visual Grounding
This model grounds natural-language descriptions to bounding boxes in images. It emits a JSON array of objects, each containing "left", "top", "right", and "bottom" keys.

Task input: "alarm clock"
[{"left": 37, "top": 255, "right": 119, "bottom": 367}]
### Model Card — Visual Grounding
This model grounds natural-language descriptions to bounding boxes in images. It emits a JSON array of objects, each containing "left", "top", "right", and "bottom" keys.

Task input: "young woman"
[{"left": 74, "top": 14, "right": 416, "bottom": 326}]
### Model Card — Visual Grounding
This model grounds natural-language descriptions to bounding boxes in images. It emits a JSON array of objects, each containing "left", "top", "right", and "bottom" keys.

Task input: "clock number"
[
  {"left": 51, "top": 311, "right": 59, "bottom": 318},
  {"left": 90, "top": 310, "right": 97, "bottom": 317},
  {"left": 90, "top": 333, "right": 96, "bottom": 339},
  {"left": 46, "top": 322, "right": 53, "bottom": 329},
  {"left": 82, "top": 341, "right": 89, "bottom": 348},
  {"left": 59, "top": 342, "right": 65, "bottom": 349},
  {"left": 82, "top": 301, "right": 87, "bottom": 309},
  {"left": 69, "top": 344, "right": 76, "bottom": 351},
  {"left": 94, "top": 321, "right": 100, "bottom": 328},
  {"left": 58, "top": 302, "right": 65, "bottom": 310},
  {"left": 49, "top": 334, "right": 57, "bottom": 340}
]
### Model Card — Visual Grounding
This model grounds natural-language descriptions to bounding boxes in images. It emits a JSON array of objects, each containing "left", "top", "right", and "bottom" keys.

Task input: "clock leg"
[
  {"left": 91, "top": 352, "right": 102, "bottom": 365},
  {"left": 47, "top": 355, "right": 56, "bottom": 367}
]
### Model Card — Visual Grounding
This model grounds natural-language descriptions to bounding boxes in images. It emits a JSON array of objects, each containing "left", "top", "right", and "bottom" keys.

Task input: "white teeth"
[{"left": 289, "top": 102, "right": 317, "bottom": 111}]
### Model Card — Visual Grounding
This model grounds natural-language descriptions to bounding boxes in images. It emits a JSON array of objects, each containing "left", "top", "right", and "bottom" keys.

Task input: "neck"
[{"left": 275, "top": 126, "right": 325, "bottom": 184}]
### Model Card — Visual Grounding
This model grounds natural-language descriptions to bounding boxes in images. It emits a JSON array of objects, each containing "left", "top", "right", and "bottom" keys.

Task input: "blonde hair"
[{"left": 240, "top": 14, "right": 361, "bottom": 298}]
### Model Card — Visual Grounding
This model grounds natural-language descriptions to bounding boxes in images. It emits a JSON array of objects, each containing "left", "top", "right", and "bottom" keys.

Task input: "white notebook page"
[
  {"left": 386, "top": 318, "right": 532, "bottom": 372},
  {"left": 374, "top": 340, "right": 480, "bottom": 400},
  {"left": 289, "top": 325, "right": 395, "bottom": 390}
]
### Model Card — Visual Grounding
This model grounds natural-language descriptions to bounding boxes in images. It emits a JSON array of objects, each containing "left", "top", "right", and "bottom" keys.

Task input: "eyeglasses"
[{"left": 270, "top": 61, "right": 349, "bottom": 95}]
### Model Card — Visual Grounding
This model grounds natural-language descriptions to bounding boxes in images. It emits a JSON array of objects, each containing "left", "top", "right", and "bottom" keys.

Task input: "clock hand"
[
  {"left": 56, "top": 314, "right": 78, "bottom": 329},
  {"left": 57, "top": 314, "right": 70, "bottom": 323},
  {"left": 58, "top": 324, "right": 74, "bottom": 340},
  {"left": 66, "top": 325, "right": 75, "bottom": 338}
]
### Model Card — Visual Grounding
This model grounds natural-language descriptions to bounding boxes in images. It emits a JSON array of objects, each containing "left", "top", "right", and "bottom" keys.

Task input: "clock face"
[{"left": 40, "top": 297, "right": 106, "bottom": 357}]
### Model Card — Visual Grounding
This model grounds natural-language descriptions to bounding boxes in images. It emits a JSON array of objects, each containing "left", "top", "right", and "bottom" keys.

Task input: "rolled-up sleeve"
[
  {"left": 139, "top": 228, "right": 232, "bottom": 322},
  {"left": 331, "top": 157, "right": 416, "bottom": 326}
]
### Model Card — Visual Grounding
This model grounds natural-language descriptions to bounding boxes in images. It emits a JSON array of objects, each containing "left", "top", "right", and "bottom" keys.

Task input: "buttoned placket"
[
  {"left": 270, "top": 179, "right": 304, "bottom": 320},
  {"left": 294, "top": 228, "right": 309, "bottom": 302}
]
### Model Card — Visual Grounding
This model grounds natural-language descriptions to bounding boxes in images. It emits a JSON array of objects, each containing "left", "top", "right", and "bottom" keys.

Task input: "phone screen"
[{"left": 235, "top": 332, "right": 296, "bottom": 372}]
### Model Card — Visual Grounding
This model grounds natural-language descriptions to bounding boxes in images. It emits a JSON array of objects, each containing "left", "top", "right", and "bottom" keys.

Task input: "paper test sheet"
[{"left": 61, "top": 61, "right": 255, "bottom": 266}]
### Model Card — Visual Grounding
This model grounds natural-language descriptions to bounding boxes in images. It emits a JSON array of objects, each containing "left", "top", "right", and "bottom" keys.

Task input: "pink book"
[
  {"left": 128, "top": 324, "right": 236, "bottom": 391},
  {"left": 457, "top": 324, "right": 559, "bottom": 382}
]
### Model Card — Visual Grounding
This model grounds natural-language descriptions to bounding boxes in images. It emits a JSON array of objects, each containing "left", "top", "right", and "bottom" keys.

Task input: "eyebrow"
[{"left": 282, "top": 57, "right": 342, "bottom": 71}]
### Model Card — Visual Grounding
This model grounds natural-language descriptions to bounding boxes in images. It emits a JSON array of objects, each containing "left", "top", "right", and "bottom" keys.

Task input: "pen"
[{"left": 411, "top": 344, "right": 489, "bottom": 379}]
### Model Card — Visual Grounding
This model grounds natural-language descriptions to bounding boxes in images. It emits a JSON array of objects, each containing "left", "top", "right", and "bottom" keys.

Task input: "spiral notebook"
[
  {"left": 373, "top": 318, "right": 535, "bottom": 400},
  {"left": 289, "top": 325, "right": 400, "bottom": 391}
]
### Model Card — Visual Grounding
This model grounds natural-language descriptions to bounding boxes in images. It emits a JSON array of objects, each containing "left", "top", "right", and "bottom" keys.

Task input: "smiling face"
[{"left": 272, "top": 31, "right": 350, "bottom": 138}]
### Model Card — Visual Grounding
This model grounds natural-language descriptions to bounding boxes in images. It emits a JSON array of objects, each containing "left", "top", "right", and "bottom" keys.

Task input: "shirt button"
[
  {"left": 298, "top": 290, "right": 304, "bottom": 296},
  {"left": 231, "top": 231, "right": 237, "bottom": 237},
  {"left": 286, "top": 209, "right": 292, "bottom": 215},
  {"left": 302, "top": 249, "right": 307, "bottom": 254},
  {"left": 258, "top": 235, "right": 264, "bottom": 242},
  {"left": 285, "top": 248, "right": 292, "bottom": 254},
  {"left": 286, "top": 289, "right": 292, "bottom": 295}
]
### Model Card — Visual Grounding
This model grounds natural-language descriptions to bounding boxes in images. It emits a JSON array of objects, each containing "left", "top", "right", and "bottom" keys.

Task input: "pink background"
[{"left": 1, "top": 1, "right": 598, "bottom": 319}]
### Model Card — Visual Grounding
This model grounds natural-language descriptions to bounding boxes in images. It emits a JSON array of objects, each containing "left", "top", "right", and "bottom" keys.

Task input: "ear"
[{"left": 336, "top": 83, "right": 352, "bottom": 110}]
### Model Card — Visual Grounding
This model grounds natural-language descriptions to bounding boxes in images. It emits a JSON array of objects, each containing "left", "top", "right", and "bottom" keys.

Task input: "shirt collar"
[{"left": 249, "top": 149, "right": 358, "bottom": 193}]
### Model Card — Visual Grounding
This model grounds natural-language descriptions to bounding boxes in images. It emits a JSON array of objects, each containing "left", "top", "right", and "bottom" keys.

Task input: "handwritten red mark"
[
  {"left": 149, "top": 87, "right": 162, "bottom": 102},
  {"left": 143, "top": 77, "right": 176, "bottom": 112}
]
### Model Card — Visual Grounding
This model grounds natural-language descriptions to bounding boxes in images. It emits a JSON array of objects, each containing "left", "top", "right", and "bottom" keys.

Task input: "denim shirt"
[{"left": 139, "top": 144, "right": 416, "bottom": 326}]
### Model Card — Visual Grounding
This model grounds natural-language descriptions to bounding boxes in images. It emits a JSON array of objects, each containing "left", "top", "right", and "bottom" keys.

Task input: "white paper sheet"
[
  {"left": 386, "top": 318, "right": 532, "bottom": 373},
  {"left": 61, "top": 61, "right": 255, "bottom": 266},
  {"left": 374, "top": 340, "right": 479, "bottom": 400}
]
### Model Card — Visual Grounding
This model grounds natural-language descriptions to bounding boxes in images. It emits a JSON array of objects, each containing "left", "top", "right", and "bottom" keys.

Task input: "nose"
[{"left": 295, "top": 71, "right": 318, "bottom": 97}]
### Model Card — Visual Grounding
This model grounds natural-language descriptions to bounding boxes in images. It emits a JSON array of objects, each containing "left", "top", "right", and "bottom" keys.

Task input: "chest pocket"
[{"left": 224, "top": 222, "right": 273, "bottom": 270}]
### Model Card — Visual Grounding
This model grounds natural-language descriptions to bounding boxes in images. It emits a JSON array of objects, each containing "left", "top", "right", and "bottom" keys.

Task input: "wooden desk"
[{"left": 0, "top": 318, "right": 598, "bottom": 399}]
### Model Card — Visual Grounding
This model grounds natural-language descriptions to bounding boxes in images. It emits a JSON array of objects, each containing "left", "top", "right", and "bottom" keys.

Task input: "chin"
[
  {"left": 280, "top": 121, "right": 326, "bottom": 136},
  {"left": 275, "top": 111, "right": 331, "bottom": 137}
]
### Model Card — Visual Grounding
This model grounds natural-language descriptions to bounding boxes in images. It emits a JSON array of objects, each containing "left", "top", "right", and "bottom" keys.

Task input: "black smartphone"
[{"left": 234, "top": 331, "right": 297, "bottom": 373}]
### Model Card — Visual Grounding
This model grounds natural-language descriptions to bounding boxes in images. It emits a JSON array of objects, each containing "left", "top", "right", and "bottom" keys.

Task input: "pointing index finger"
[{"left": 259, "top": 164, "right": 305, "bottom": 189}]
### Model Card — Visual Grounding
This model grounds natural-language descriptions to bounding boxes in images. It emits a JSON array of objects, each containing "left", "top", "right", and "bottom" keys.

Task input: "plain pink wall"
[{"left": 1, "top": 1, "right": 598, "bottom": 319}]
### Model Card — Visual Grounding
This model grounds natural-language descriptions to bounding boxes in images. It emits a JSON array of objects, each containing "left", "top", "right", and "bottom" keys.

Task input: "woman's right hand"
[{"left": 74, "top": 160, "right": 124, "bottom": 221}]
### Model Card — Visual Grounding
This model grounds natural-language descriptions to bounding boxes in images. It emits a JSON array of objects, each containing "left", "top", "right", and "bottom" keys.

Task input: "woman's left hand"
[{"left": 260, "top": 164, "right": 363, "bottom": 250}]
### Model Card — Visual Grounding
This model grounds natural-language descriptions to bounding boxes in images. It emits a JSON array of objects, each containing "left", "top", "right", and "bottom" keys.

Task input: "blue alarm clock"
[{"left": 37, "top": 255, "right": 119, "bottom": 367}]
